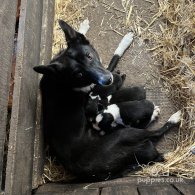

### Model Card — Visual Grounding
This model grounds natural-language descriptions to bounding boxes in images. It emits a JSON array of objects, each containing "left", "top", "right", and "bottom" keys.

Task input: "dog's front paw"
[
  {"left": 151, "top": 106, "right": 160, "bottom": 122},
  {"left": 79, "top": 19, "right": 90, "bottom": 35}
]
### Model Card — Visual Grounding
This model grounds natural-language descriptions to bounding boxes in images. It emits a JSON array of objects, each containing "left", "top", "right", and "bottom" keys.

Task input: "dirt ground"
[{"left": 81, "top": 0, "right": 178, "bottom": 153}]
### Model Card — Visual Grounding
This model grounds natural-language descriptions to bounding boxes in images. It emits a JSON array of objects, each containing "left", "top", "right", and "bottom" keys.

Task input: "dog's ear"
[
  {"left": 58, "top": 20, "right": 88, "bottom": 45},
  {"left": 33, "top": 64, "right": 60, "bottom": 75}
]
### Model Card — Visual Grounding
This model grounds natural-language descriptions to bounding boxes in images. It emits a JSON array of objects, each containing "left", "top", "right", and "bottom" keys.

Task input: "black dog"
[{"left": 34, "top": 20, "right": 181, "bottom": 181}]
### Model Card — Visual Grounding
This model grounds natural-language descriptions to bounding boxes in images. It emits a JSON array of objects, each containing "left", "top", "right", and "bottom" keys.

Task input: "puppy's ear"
[
  {"left": 58, "top": 20, "right": 89, "bottom": 45},
  {"left": 33, "top": 64, "right": 60, "bottom": 75}
]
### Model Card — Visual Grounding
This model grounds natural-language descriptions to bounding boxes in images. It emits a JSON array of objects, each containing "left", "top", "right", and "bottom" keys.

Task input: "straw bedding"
[{"left": 43, "top": 0, "right": 195, "bottom": 182}]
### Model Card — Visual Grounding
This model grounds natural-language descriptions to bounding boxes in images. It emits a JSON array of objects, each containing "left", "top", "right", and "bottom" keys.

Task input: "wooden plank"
[
  {"left": 88, "top": 177, "right": 194, "bottom": 188},
  {"left": 0, "top": 0, "right": 17, "bottom": 190},
  {"left": 101, "top": 186, "right": 138, "bottom": 195},
  {"left": 174, "top": 184, "right": 195, "bottom": 195},
  {"left": 33, "top": 177, "right": 195, "bottom": 193},
  {"left": 34, "top": 187, "right": 99, "bottom": 195},
  {"left": 138, "top": 185, "right": 180, "bottom": 195},
  {"left": 5, "top": 0, "right": 43, "bottom": 194},
  {"left": 32, "top": 0, "right": 55, "bottom": 189}
]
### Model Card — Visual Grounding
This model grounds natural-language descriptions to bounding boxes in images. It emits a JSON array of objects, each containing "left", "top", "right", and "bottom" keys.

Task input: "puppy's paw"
[
  {"left": 79, "top": 19, "right": 90, "bottom": 35},
  {"left": 151, "top": 106, "right": 160, "bottom": 122},
  {"left": 168, "top": 110, "right": 181, "bottom": 124}
]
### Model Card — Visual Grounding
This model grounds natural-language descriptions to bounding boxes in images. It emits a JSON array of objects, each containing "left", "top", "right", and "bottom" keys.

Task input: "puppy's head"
[
  {"left": 34, "top": 20, "right": 113, "bottom": 88},
  {"left": 85, "top": 96, "right": 99, "bottom": 121},
  {"left": 93, "top": 112, "right": 115, "bottom": 131}
]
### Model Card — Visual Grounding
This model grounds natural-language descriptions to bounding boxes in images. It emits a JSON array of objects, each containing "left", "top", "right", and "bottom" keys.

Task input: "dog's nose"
[
  {"left": 98, "top": 74, "right": 113, "bottom": 86},
  {"left": 93, "top": 68, "right": 113, "bottom": 86},
  {"left": 104, "top": 76, "right": 113, "bottom": 85}
]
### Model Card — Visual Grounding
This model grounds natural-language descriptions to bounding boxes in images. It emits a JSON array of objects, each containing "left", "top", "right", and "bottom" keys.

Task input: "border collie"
[{"left": 33, "top": 20, "right": 181, "bottom": 181}]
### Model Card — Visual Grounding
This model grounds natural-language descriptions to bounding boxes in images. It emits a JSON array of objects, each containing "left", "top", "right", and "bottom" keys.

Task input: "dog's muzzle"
[
  {"left": 97, "top": 73, "right": 113, "bottom": 86},
  {"left": 95, "top": 68, "right": 113, "bottom": 86}
]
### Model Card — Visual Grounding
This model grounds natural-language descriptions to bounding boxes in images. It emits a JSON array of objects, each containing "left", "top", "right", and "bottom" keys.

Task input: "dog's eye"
[
  {"left": 86, "top": 52, "right": 93, "bottom": 60},
  {"left": 76, "top": 72, "right": 83, "bottom": 78}
]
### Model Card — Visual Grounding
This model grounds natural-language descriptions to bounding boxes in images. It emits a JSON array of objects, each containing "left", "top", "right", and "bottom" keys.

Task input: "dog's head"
[{"left": 34, "top": 20, "right": 113, "bottom": 88}]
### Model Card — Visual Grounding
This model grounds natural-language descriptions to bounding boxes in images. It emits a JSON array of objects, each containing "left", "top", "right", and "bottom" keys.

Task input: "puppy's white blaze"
[
  {"left": 107, "top": 95, "right": 112, "bottom": 103},
  {"left": 114, "top": 32, "right": 134, "bottom": 57},
  {"left": 78, "top": 19, "right": 90, "bottom": 35},
  {"left": 104, "top": 104, "right": 120, "bottom": 120},
  {"left": 168, "top": 110, "right": 182, "bottom": 124}
]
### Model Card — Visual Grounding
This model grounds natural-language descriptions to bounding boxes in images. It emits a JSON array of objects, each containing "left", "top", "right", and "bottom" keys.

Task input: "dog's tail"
[{"left": 107, "top": 32, "right": 134, "bottom": 72}]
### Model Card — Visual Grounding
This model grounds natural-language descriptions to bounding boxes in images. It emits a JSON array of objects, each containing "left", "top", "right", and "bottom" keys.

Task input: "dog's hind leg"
[
  {"left": 108, "top": 32, "right": 134, "bottom": 71},
  {"left": 134, "top": 140, "right": 164, "bottom": 164},
  {"left": 71, "top": 112, "right": 180, "bottom": 181},
  {"left": 148, "top": 110, "right": 181, "bottom": 140}
]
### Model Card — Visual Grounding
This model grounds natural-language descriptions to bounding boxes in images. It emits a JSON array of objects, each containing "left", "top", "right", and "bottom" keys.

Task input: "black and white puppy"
[
  {"left": 109, "top": 86, "right": 146, "bottom": 104},
  {"left": 85, "top": 85, "right": 147, "bottom": 122},
  {"left": 93, "top": 100, "right": 160, "bottom": 135}
]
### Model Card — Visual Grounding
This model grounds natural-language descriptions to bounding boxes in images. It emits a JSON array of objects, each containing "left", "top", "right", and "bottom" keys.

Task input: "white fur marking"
[
  {"left": 104, "top": 104, "right": 125, "bottom": 126},
  {"left": 104, "top": 104, "right": 120, "bottom": 121},
  {"left": 107, "top": 95, "right": 112, "bottom": 103},
  {"left": 168, "top": 110, "right": 181, "bottom": 124},
  {"left": 115, "top": 117, "right": 126, "bottom": 126},
  {"left": 93, "top": 114, "right": 103, "bottom": 130},
  {"left": 111, "top": 122, "right": 117, "bottom": 127},
  {"left": 114, "top": 32, "right": 134, "bottom": 57},
  {"left": 96, "top": 114, "right": 103, "bottom": 123},
  {"left": 93, "top": 123, "right": 101, "bottom": 131},
  {"left": 78, "top": 19, "right": 90, "bottom": 35},
  {"left": 150, "top": 106, "right": 160, "bottom": 122},
  {"left": 89, "top": 92, "right": 100, "bottom": 100}
]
